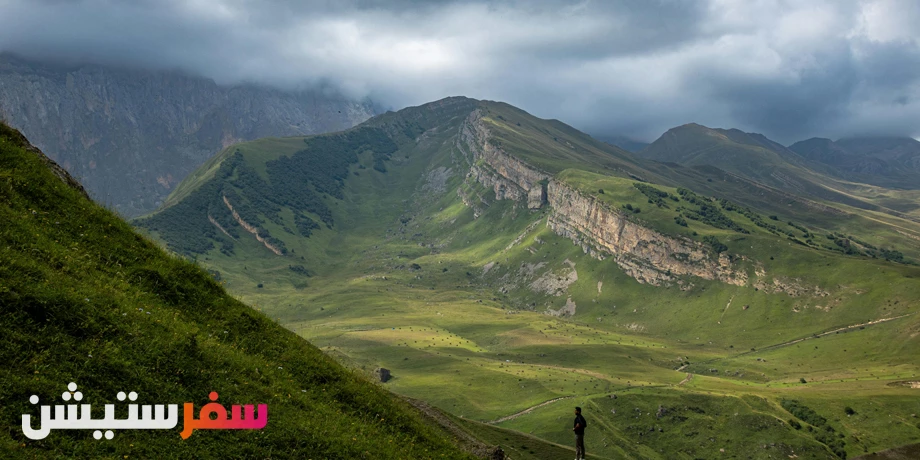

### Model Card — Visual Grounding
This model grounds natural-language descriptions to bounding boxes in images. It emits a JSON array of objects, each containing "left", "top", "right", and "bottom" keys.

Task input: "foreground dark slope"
[{"left": 0, "top": 122, "right": 473, "bottom": 459}]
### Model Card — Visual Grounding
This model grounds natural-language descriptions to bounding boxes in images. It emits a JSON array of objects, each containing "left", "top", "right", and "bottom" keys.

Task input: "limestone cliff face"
[
  {"left": 0, "top": 54, "right": 377, "bottom": 216},
  {"left": 463, "top": 110, "right": 550, "bottom": 208},
  {"left": 545, "top": 183, "right": 747, "bottom": 286},
  {"left": 460, "top": 109, "right": 748, "bottom": 288}
]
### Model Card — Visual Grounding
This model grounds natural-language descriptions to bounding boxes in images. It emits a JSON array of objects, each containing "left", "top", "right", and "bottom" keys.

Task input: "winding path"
[{"left": 488, "top": 396, "right": 573, "bottom": 424}]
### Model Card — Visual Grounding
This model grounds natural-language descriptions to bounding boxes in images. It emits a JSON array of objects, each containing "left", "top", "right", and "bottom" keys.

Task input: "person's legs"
[{"left": 575, "top": 433, "right": 585, "bottom": 459}]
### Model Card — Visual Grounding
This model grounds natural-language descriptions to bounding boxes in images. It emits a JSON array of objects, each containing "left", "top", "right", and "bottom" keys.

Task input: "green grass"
[
  {"left": 137, "top": 97, "right": 920, "bottom": 459},
  {"left": 0, "top": 122, "right": 474, "bottom": 459}
]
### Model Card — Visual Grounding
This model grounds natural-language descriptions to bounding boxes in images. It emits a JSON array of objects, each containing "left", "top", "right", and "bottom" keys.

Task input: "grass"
[
  {"left": 0, "top": 122, "right": 474, "bottom": 459},
  {"left": 137, "top": 97, "right": 920, "bottom": 459}
]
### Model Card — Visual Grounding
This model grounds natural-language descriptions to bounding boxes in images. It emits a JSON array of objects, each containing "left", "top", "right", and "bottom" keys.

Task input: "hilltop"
[
  {"left": 0, "top": 121, "right": 477, "bottom": 458},
  {"left": 637, "top": 123, "right": 920, "bottom": 224},
  {"left": 789, "top": 136, "right": 920, "bottom": 190},
  {"left": 137, "top": 97, "right": 920, "bottom": 459}
]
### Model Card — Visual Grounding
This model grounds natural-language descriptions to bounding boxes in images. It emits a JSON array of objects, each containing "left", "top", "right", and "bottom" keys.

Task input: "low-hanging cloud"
[{"left": 1, "top": 0, "right": 919, "bottom": 143}]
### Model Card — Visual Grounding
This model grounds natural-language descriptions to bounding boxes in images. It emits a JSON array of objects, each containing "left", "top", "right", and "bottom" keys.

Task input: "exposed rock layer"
[{"left": 460, "top": 110, "right": 748, "bottom": 287}]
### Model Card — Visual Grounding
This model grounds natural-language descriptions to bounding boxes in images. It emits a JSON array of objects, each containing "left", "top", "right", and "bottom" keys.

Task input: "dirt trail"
[
  {"left": 405, "top": 397, "right": 504, "bottom": 459},
  {"left": 756, "top": 314, "right": 913, "bottom": 352},
  {"left": 718, "top": 295, "right": 734, "bottom": 324},
  {"left": 678, "top": 373, "right": 693, "bottom": 386},
  {"left": 488, "top": 396, "right": 572, "bottom": 424}
]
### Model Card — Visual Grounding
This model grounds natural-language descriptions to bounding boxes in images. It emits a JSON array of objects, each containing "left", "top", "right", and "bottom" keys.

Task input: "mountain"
[
  {"left": 594, "top": 134, "right": 649, "bottom": 152},
  {"left": 638, "top": 123, "right": 817, "bottom": 178},
  {"left": 0, "top": 121, "right": 483, "bottom": 458},
  {"left": 789, "top": 136, "right": 920, "bottom": 189},
  {"left": 138, "top": 97, "right": 920, "bottom": 459},
  {"left": 0, "top": 53, "right": 377, "bottom": 217},
  {"left": 638, "top": 123, "right": 920, "bottom": 221}
]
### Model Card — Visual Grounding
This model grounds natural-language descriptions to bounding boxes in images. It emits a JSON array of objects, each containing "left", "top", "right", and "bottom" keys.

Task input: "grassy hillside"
[
  {"left": 0, "top": 122, "right": 475, "bottom": 458},
  {"left": 638, "top": 124, "right": 920, "bottom": 228},
  {"left": 137, "top": 97, "right": 920, "bottom": 459},
  {"left": 789, "top": 136, "right": 920, "bottom": 190}
]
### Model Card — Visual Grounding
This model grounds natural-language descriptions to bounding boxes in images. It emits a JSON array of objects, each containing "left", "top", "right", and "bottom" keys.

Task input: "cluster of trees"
[
  {"left": 677, "top": 189, "right": 748, "bottom": 234},
  {"left": 137, "top": 151, "right": 245, "bottom": 255},
  {"left": 719, "top": 199, "right": 785, "bottom": 236},
  {"left": 633, "top": 183, "right": 679, "bottom": 208},
  {"left": 139, "top": 127, "right": 401, "bottom": 257},
  {"left": 781, "top": 400, "right": 847, "bottom": 458},
  {"left": 266, "top": 127, "right": 398, "bottom": 220}
]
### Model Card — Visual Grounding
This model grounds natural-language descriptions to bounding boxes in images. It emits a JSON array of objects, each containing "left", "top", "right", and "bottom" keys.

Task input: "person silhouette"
[{"left": 573, "top": 406, "right": 587, "bottom": 459}]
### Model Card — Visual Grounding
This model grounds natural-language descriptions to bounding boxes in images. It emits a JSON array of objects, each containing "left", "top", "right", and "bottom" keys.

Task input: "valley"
[{"left": 136, "top": 97, "right": 920, "bottom": 459}]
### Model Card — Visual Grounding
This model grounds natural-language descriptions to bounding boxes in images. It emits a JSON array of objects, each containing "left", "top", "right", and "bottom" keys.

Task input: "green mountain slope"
[
  {"left": 139, "top": 97, "right": 920, "bottom": 459},
  {"left": 639, "top": 123, "right": 920, "bottom": 225},
  {"left": 789, "top": 136, "right": 920, "bottom": 190},
  {"left": 0, "top": 122, "right": 475, "bottom": 459}
]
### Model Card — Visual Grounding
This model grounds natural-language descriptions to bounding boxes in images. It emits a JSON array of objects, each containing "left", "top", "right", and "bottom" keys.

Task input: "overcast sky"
[{"left": 1, "top": 0, "right": 919, "bottom": 143}]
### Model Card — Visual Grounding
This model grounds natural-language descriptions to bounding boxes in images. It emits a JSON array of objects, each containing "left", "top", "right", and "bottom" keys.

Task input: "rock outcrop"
[
  {"left": 375, "top": 367, "right": 392, "bottom": 383},
  {"left": 460, "top": 109, "right": 749, "bottom": 288},
  {"left": 0, "top": 54, "right": 377, "bottom": 216}
]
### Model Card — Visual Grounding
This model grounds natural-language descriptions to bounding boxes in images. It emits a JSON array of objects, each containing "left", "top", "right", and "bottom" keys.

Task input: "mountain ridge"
[
  {"left": 789, "top": 135, "right": 920, "bottom": 189},
  {"left": 0, "top": 53, "right": 378, "bottom": 217},
  {"left": 135, "top": 96, "right": 920, "bottom": 459},
  {"left": 0, "top": 120, "right": 485, "bottom": 458}
]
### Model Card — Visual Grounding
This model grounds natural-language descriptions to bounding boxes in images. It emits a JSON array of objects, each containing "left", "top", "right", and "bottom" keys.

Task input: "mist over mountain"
[
  {"left": 0, "top": 54, "right": 377, "bottom": 217},
  {"left": 593, "top": 134, "right": 650, "bottom": 153}
]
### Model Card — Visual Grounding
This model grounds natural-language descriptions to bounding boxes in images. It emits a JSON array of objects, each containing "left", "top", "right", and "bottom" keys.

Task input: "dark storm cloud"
[{"left": 2, "top": 0, "right": 920, "bottom": 143}]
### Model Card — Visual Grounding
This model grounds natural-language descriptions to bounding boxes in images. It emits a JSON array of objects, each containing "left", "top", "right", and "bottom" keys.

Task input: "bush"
[{"left": 702, "top": 235, "right": 727, "bottom": 254}]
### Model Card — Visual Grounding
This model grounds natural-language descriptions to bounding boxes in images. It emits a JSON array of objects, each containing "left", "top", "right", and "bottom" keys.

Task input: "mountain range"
[
  {"left": 789, "top": 136, "right": 920, "bottom": 189},
  {"left": 130, "top": 96, "right": 920, "bottom": 459},
  {"left": 0, "top": 54, "right": 377, "bottom": 217}
]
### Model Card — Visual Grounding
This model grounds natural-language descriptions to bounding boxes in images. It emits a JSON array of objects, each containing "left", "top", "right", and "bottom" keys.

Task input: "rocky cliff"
[
  {"left": 461, "top": 109, "right": 749, "bottom": 288},
  {"left": 0, "top": 54, "right": 377, "bottom": 216}
]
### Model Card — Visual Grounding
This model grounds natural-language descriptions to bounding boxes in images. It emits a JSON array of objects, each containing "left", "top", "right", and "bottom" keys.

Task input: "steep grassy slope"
[
  {"left": 0, "top": 122, "right": 474, "bottom": 459},
  {"left": 138, "top": 97, "right": 920, "bottom": 459}
]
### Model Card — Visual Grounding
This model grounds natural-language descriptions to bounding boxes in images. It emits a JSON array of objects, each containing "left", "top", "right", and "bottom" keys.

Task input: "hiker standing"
[{"left": 573, "top": 406, "right": 587, "bottom": 460}]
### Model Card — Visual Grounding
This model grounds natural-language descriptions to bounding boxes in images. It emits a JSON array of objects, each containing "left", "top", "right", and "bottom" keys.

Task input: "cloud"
[{"left": 1, "top": 0, "right": 919, "bottom": 143}]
